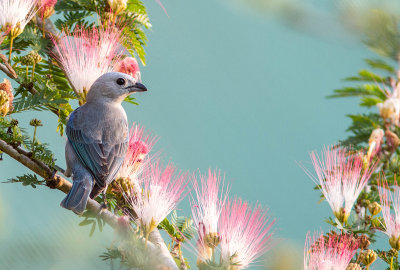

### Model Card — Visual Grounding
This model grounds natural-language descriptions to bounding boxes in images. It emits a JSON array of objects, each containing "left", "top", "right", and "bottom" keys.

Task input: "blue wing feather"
[{"left": 66, "top": 109, "right": 128, "bottom": 187}]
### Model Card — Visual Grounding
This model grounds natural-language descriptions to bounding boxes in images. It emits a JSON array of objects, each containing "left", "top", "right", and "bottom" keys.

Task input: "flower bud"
[
  {"left": 29, "top": 118, "right": 43, "bottom": 127},
  {"left": 204, "top": 232, "right": 221, "bottom": 249},
  {"left": 357, "top": 234, "right": 370, "bottom": 250},
  {"left": 388, "top": 248, "right": 399, "bottom": 258},
  {"left": 377, "top": 97, "right": 400, "bottom": 125},
  {"left": 110, "top": 176, "right": 139, "bottom": 198},
  {"left": 107, "top": 0, "right": 127, "bottom": 15},
  {"left": 367, "top": 128, "right": 384, "bottom": 159},
  {"left": 368, "top": 201, "right": 382, "bottom": 216},
  {"left": 10, "top": 119, "right": 18, "bottom": 127},
  {"left": 9, "top": 22, "right": 23, "bottom": 38},
  {"left": 390, "top": 236, "right": 400, "bottom": 250},
  {"left": 385, "top": 129, "right": 400, "bottom": 152},
  {"left": 114, "top": 57, "right": 140, "bottom": 80},
  {"left": 346, "top": 263, "right": 362, "bottom": 270},
  {"left": 334, "top": 207, "right": 349, "bottom": 223},
  {"left": 359, "top": 249, "right": 377, "bottom": 266},
  {"left": 28, "top": 51, "right": 42, "bottom": 64},
  {"left": 0, "top": 79, "right": 13, "bottom": 116}
]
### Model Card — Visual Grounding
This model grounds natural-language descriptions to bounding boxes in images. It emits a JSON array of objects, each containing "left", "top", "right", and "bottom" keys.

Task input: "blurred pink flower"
[
  {"left": 304, "top": 146, "right": 375, "bottom": 223},
  {"left": 114, "top": 57, "right": 140, "bottom": 80},
  {"left": 378, "top": 177, "right": 400, "bottom": 248},
  {"left": 127, "top": 161, "right": 188, "bottom": 235},
  {"left": 118, "top": 123, "right": 157, "bottom": 181},
  {"left": 219, "top": 199, "right": 274, "bottom": 269},
  {"left": 304, "top": 231, "right": 358, "bottom": 270},
  {"left": 0, "top": 0, "right": 40, "bottom": 37},
  {"left": 51, "top": 25, "right": 123, "bottom": 96}
]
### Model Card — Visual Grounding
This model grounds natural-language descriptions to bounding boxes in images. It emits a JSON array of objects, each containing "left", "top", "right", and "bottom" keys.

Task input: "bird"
[{"left": 61, "top": 72, "right": 147, "bottom": 215}]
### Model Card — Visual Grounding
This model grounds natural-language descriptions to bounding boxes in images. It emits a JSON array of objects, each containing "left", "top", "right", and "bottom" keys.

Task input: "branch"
[
  {"left": 149, "top": 230, "right": 180, "bottom": 270},
  {"left": 0, "top": 138, "right": 178, "bottom": 269},
  {"left": 0, "top": 55, "right": 17, "bottom": 79}
]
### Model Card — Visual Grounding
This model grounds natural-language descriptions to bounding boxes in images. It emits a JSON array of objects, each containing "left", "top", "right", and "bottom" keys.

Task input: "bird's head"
[{"left": 86, "top": 72, "right": 147, "bottom": 103}]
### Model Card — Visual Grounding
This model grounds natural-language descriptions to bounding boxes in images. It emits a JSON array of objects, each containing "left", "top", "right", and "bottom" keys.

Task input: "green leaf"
[
  {"left": 124, "top": 95, "right": 139, "bottom": 105},
  {"left": 79, "top": 219, "right": 94, "bottom": 226},
  {"left": 90, "top": 221, "right": 96, "bottom": 237},
  {"left": 360, "top": 97, "right": 383, "bottom": 107},
  {"left": 4, "top": 174, "right": 45, "bottom": 188},
  {"left": 158, "top": 217, "right": 177, "bottom": 237},
  {"left": 341, "top": 113, "right": 382, "bottom": 147},
  {"left": 97, "top": 217, "right": 103, "bottom": 232},
  {"left": 345, "top": 69, "right": 386, "bottom": 83},
  {"left": 329, "top": 85, "right": 386, "bottom": 100},
  {"left": 365, "top": 58, "right": 396, "bottom": 74}
]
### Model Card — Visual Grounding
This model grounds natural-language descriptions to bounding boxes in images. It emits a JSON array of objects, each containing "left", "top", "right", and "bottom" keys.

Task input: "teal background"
[{"left": 0, "top": 0, "right": 382, "bottom": 269}]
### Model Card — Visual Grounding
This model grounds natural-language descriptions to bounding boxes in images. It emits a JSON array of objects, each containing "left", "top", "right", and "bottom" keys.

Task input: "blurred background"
[{"left": 1, "top": 0, "right": 400, "bottom": 269}]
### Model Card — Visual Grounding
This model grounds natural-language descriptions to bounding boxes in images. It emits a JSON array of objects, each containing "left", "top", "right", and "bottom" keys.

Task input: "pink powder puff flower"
[
  {"left": 127, "top": 161, "right": 188, "bottom": 237},
  {"left": 51, "top": 25, "right": 123, "bottom": 98},
  {"left": 0, "top": 0, "right": 40, "bottom": 38},
  {"left": 97, "top": 24, "right": 124, "bottom": 63},
  {"left": 38, "top": 0, "right": 56, "bottom": 19},
  {"left": 303, "top": 231, "right": 358, "bottom": 270},
  {"left": 219, "top": 199, "right": 275, "bottom": 269},
  {"left": 114, "top": 57, "right": 140, "bottom": 81},
  {"left": 191, "top": 169, "right": 229, "bottom": 263},
  {"left": 118, "top": 123, "right": 157, "bottom": 181},
  {"left": 304, "top": 145, "right": 376, "bottom": 223},
  {"left": 378, "top": 177, "right": 400, "bottom": 249}
]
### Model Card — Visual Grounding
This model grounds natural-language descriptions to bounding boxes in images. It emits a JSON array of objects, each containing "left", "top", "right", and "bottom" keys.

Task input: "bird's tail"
[{"left": 61, "top": 178, "right": 93, "bottom": 215}]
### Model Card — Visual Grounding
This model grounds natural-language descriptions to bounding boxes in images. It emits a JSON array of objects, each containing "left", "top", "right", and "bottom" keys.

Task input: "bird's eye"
[{"left": 116, "top": 78, "right": 126, "bottom": 85}]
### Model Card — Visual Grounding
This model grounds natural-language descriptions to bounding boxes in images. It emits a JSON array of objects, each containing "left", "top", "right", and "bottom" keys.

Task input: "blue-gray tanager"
[{"left": 61, "top": 72, "right": 147, "bottom": 215}]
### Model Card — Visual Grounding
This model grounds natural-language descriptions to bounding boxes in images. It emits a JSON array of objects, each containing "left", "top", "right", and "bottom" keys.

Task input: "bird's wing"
[{"left": 66, "top": 109, "right": 128, "bottom": 187}]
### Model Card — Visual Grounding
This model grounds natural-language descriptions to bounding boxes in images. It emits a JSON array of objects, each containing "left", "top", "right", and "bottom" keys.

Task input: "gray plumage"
[{"left": 61, "top": 72, "right": 147, "bottom": 215}]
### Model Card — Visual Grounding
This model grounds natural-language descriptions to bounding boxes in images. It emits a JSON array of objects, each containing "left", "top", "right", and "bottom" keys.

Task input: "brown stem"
[{"left": 0, "top": 54, "right": 17, "bottom": 79}]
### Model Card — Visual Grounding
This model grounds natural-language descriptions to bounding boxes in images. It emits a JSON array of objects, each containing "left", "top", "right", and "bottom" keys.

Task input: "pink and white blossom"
[
  {"left": 378, "top": 177, "right": 400, "bottom": 246},
  {"left": 191, "top": 169, "right": 229, "bottom": 262},
  {"left": 0, "top": 0, "right": 40, "bottom": 37},
  {"left": 118, "top": 123, "right": 157, "bottom": 181},
  {"left": 52, "top": 25, "right": 123, "bottom": 96},
  {"left": 191, "top": 169, "right": 228, "bottom": 237},
  {"left": 127, "top": 161, "right": 188, "bottom": 235},
  {"left": 219, "top": 199, "right": 274, "bottom": 269},
  {"left": 305, "top": 145, "right": 375, "bottom": 222},
  {"left": 303, "top": 231, "right": 358, "bottom": 270}
]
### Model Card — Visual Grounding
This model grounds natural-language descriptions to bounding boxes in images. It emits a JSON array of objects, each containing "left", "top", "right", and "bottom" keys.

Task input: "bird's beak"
[{"left": 126, "top": 82, "right": 147, "bottom": 92}]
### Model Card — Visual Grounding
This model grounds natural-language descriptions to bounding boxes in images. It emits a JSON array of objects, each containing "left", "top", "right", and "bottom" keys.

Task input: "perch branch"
[{"left": 0, "top": 138, "right": 178, "bottom": 269}]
